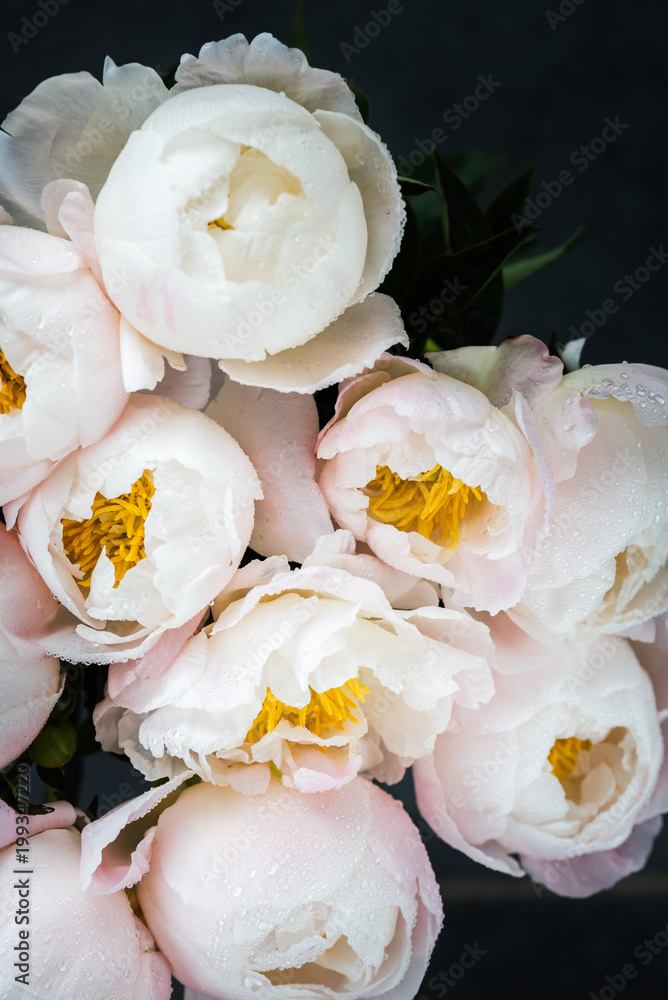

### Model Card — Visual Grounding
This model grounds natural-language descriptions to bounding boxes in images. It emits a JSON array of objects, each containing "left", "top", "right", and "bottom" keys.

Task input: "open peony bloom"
[
  {"left": 0, "top": 33, "right": 406, "bottom": 392},
  {"left": 0, "top": 827, "right": 171, "bottom": 999},
  {"left": 14, "top": 393, "right": 261, "bottom": 664},
  {"left": 414, "top": 618, "right": 664, "bottom": 897},
  {"left": 317, "top": 347, "right": 554, "bottom": 613},
  {"left": 81, "top": 776, "right": 443, "bottom": 1000},
  {"left": 0, "top": 524, "right": 62, "bottom": 767},
  {"left": 505, "top": 356, "right": 668, "bottom": 641},
  {"left": 94, "top": 531, "right": 494, "bottom": 794},
  {"left": 0, "top": 223, "right": 127, "bottom": 506}
]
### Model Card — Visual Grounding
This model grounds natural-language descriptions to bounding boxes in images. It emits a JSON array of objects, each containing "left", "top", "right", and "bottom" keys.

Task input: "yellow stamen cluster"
[
  {"left": 61, "top": 471, "right": 155, "bottom": 590},
  {"left": 0, "top": 348, "right": 27, "bottom": 414},
  {"left": 246, "top": 677, "right": 370, "bottom": 743},
  {"left": 207, "top": 144, "right": 253, "bottom": 231},
  {"left": 548, "top": 737, "right": 592, "bottom": 781},
  {"left": 364, "top": 464, "right": 483, "bottom": 546}
]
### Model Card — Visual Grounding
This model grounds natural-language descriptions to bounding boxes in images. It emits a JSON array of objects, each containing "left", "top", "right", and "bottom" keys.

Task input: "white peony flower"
[
  {"left": 0, "top": 223, "right": 127, "bottom": 505},
  {"left": 13, "top": 393, "right": 261, "bottom": 663},
  {"left": 0, "top": 34, "right": 406, "bottom": 393},
  {"left": 94, "top": 531, "right": 494, "bottom": 793},
  {"left": 507, "top": 358, "right": 668, "bottom": 641},
  {"left": 317, "top": 345, "right": 555, "bottom": 613},
  {"left": 0, "top": 827, "right": 171, "bottom": 999},
  {"left": 414, "top": 621, "right": 664, "bottom": 896},
  {"left": 81, "top": 775, "right": 443, "bottom": 1000}
]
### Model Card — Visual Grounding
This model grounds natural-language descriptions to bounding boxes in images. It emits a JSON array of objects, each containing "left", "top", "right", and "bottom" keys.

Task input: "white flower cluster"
[{"left": 0, "top": 31, "right": 667, "bottom": 1000}]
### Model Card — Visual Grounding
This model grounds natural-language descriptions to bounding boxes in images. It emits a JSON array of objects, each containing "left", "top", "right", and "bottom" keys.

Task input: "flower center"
[
  {"left": 245, "top": 677, "right": 370, "bottom": 743},
  {"left": 61, "top": 471, "right": 155, "bottom": 590},
  {"left": 548, "top": 737, "right": 592, "bottom": 781},
  {"left": 0, "top": 348, "right": 27, "bottom": 414},
  {"left": 364, "top": 464, "right": 483, "bottom": 545}
]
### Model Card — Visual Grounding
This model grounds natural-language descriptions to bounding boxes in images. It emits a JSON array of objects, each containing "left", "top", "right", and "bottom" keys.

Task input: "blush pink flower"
[
  {"left": 81, "top": 775, "right": 443, "bottom": 1000},
  {"left": 317, "top": 344, "right": 555, "bottom": 613},
  {"left": 508, "top": 358, "right": 668, "bottom": 641},
  {"left": 413, "top": 616, "right": 664, "bottom": 896},
  {"left": 0, "top": 826, "right": 171, "bottom": 999}
]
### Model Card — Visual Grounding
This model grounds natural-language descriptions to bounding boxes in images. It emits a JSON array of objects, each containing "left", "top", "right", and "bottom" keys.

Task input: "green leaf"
[
  {"left": 287, "top": 1, "right": 312, "bottom": 63},
  {"left": 503, "top": 225, "right": 584, "bottom": 290},
  {"left": 433, "top": 149, "right": 492, "bottom": 253},
  {"left": 397, "top": 176, "right": 435, "bottom": 198},
  {"left": 411, "top": 189, "right": 448, "bottom": 269},
  {"left": 49, "top": 680, "right": 77, "bottom": 722},
  {"left": 442, "top": 150, "right": 504, "bottom": 196},
  {"left": 402, "top": 226, "right": 537, "bottom": 353},
  {"left": 348, "top": 79, "right": 370, "bottom": 124},
  {"left": 485, "top": 164, "right": 537, "bottom": 235},
  {"left": 29, "top": 721, "right": 78, "bottom": 769}
]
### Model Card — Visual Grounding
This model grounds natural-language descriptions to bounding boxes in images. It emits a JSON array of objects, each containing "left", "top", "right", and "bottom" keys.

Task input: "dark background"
[{"left": 1, "top": 0, "right": 667, "bottom": 997}]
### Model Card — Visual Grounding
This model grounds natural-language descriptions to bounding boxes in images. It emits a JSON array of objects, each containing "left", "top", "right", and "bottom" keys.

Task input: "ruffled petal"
[
  {"left": 219, "top": 293, "right": 408, "bottom": 393},
  {"left": 174, "top": 32, "right": 362, "bottom": 119},
  {"left": 80, "top": 771, "right": 192, "bottom": 894},
  {"left": 428, "top": 335, "right": 564, "bottom": 408},
  {"left": 0, "top": 62, "right": 167, "bottom": 227}
]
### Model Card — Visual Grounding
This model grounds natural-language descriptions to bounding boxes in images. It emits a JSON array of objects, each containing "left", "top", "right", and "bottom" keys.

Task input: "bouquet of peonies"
[{"left": 0, "top": 27, "right": 667, "bottom": 1000}]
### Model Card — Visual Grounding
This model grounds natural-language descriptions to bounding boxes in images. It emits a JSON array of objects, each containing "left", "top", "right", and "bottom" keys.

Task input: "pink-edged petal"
[
  {"left": 41, "top": 179, "right": 102, "bottom": 283},
  {"left": 207, "top": 379, "right": 332, "bottom": 560},
  {"left": 146, "top": 355, "right": 213, "bottom": 410},
  {"left": 302, "top": 530, "right": 440, "bottom": 609},
  {"left": 80, "top": 771, "right": 192, "bottom": 894},
  {"left": 0, "top": 523, "right": 58, "bottom": 657},
  {"left": 174, "top": 32, "right": 362, "bottom": 119},
  {"left": 107, "top": 611, "right": 207, "bottom": 700},
  {"left": 219, "top": 293, "right": 408, "bottom": 393},
  {"left": 413, "top": 752, "right": 523, "bottom": 878},
  {"left": 184, "top": 991, "right": 216, "bottom": 1000},
  {"left": 521, "top": 816, "right": 663, "bottom": 898},
  {"left": 0, "top": 799, "right": 77, "bottom": 849},
  {"left": 289, "top": 744, "right": 363, "bottom": 793},
  {"left": 0, "top": 62, "right": 167, "bottom": 228},
  {"left": 636, "top": 719, "right": 668, "bottom": 822},
  {"left": 314, "top": 111, "right": 405, "bottom": 299},
  {"left": 428, "top": 335, "right": 564, "bottom": 408}
]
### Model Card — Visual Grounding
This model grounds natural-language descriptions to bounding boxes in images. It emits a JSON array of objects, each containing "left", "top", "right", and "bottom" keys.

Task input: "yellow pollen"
[
  {"left": 245, "top": 677, "right": 370, "bottom": 743},
  {"left": 548, "top": 737, "right": 592, "bottom": 781},
  {"left": 364, "top": 464, "right": 483, "bottom": 546},
  {"left": 208, "top": 216, "right": 235, "bottom": 231},
  {"left": 61, "top": 470, "right": 155, "bottom": 590},
  {"left": 0, "top": 349, "right": 27, "bottom": 414}
]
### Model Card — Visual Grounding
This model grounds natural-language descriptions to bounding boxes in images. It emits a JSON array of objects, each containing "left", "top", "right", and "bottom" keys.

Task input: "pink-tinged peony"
[
  {"left": 317, "top": 344, "right": 555, "bottom": 613},
  {"left": 82, "top": 775, "right": 443, "bottom": 1000},
  {"left": 413, "top": 618, "right": 664, "bottom": 897},
  {"left": 0, "top": 524, "right": 62, "bottom": 767},
  {"left": 505, "top": 357, "right": 668, "bottom": 641},
  {"left": 13, "top": 393, "right": 261, "bottom": 664},
  {"left": 94, "top": 531, "right": 494, "bottom": 794},
  {"left": 0, "top": 34, "right": 406, "bottom": 392},
  {"left": 0, "top": 223, "right": 127, "bottom": 506},
  {"left": 0, "top": 826, "right": 171, "bottom": 999}
]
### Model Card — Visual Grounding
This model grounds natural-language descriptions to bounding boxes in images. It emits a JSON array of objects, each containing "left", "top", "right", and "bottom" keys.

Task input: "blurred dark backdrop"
[{"left": 1, "top": 1, "right": 666, "bottom": 997}]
